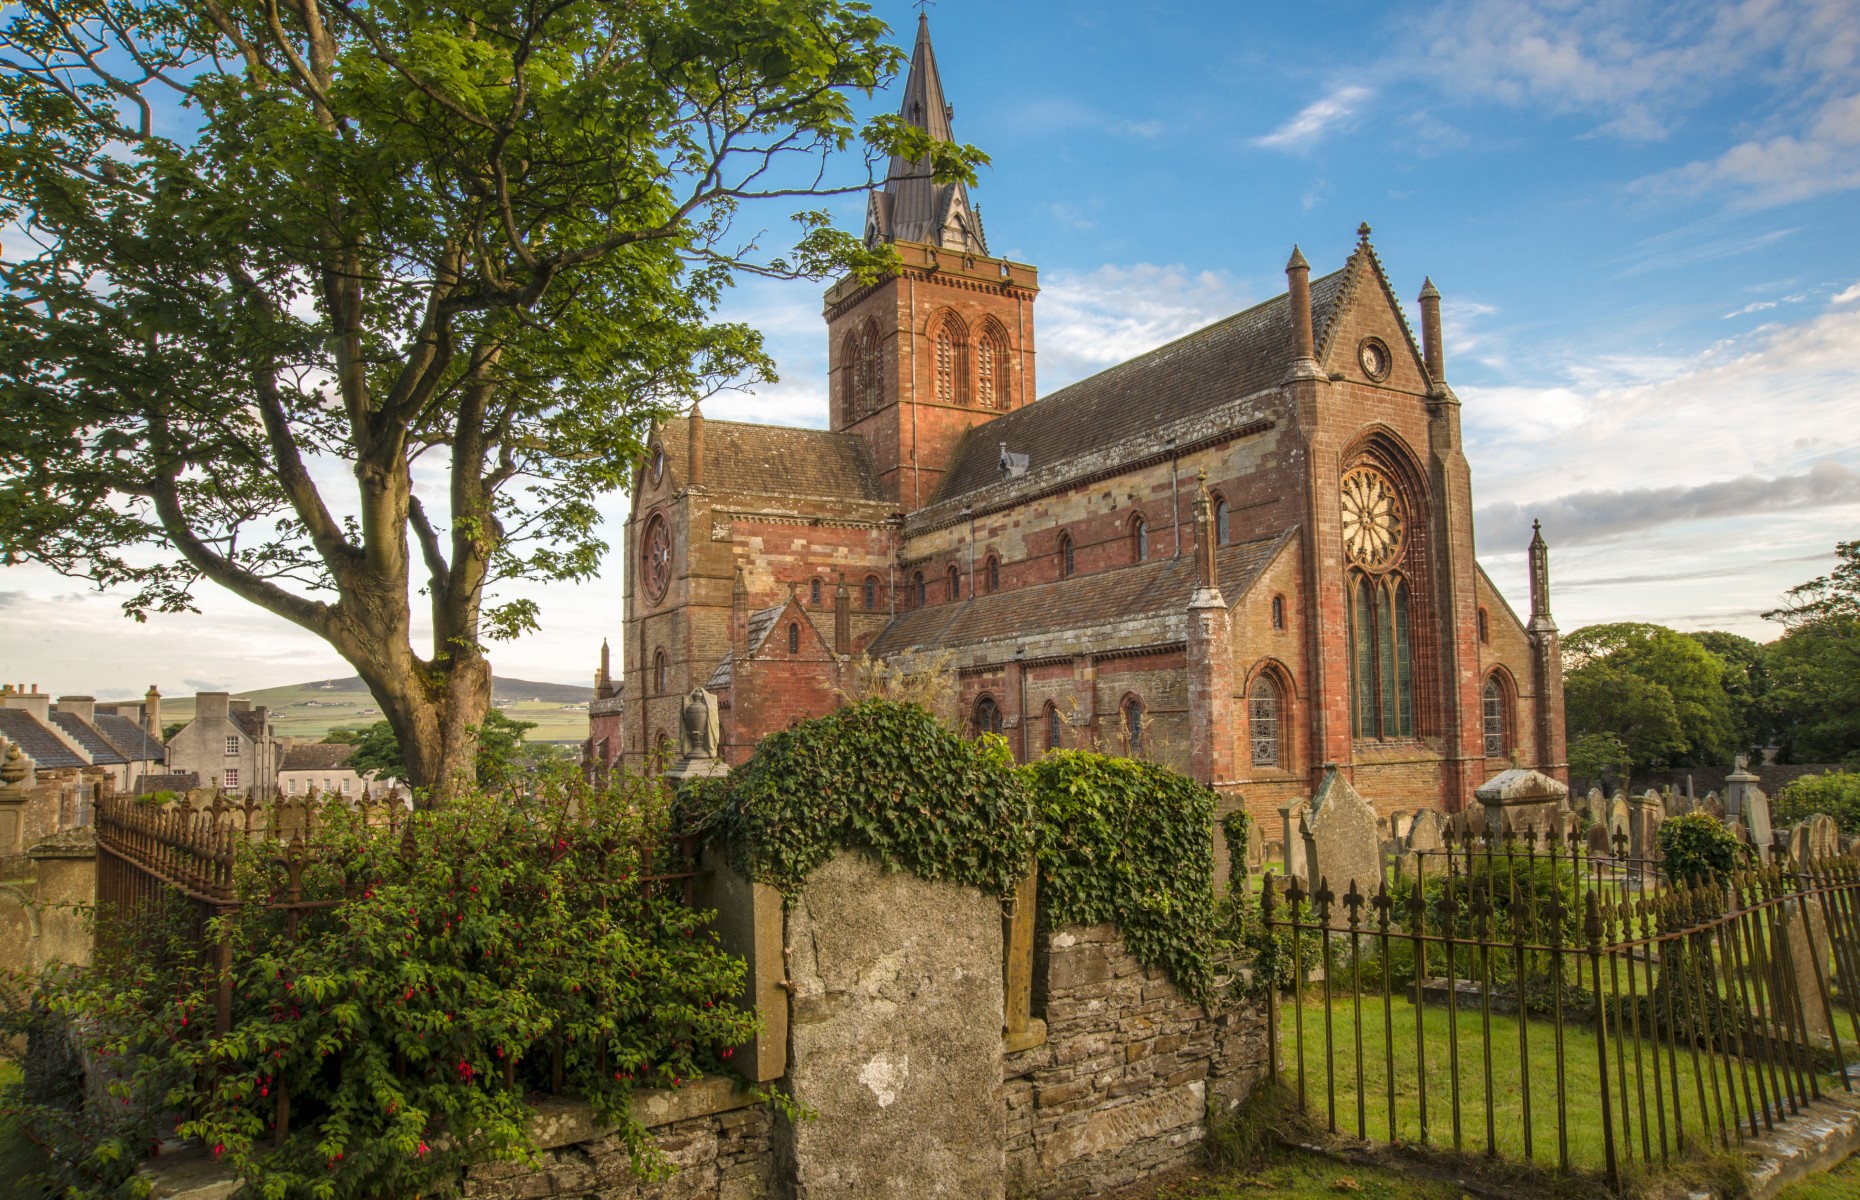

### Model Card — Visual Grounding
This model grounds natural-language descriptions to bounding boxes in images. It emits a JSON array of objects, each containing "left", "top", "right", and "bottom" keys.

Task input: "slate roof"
[
  {"left": 704, "top": 605, "right": 791, "bottom": 691},
  {"left": 658, "top": 418, "right": 883, "bottom": 502},
  {"left": 279, "top": 744, "right": 358, "bottom": 772},
  {"left": 867, "top": 532, "right": 1291, "bottom": 658},
  {"left": 94, "top": 714, "right": 165, "bottom": 762},
  {"left": 48, "top": 711, "right": 127, "bottom": 765},
  {"left": 933, "top": 269, "right": 1348, "bottom": 501},
  {"left": 0, "top": 709, "right": 86, "bottom": 770},
  {"left": 137, "top": 772, "right": 199, "bottom": 795},
  {"left": 230, "top": 709, "right": 268, "bottom": 738}
]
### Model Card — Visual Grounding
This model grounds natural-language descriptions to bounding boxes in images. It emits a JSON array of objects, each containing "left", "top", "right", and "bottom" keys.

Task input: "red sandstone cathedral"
[{"left": 594, "top": 17, "right": 1566, "bottom": 830}]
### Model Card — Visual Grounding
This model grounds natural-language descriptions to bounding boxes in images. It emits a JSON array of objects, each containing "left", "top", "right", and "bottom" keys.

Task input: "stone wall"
[{"left": 1004, "top": 921, "right": 1267, "bottom": 1199}]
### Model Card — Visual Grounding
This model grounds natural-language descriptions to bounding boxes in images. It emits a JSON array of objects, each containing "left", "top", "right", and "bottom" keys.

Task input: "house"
[
  {"left": 163, "top": 692, "right": 280, "bottom": 797},
  {"left": 276, "top": 742, "right": 390, "bottom": 799}
]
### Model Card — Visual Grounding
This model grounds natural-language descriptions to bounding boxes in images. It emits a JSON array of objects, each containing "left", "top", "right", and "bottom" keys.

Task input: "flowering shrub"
[{"left": 5, "top": 767, "right": 756, "bottom": 1199}]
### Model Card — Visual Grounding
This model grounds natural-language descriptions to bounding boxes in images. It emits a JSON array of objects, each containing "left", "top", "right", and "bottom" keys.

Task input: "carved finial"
[
  {"left": 0, "top": 743, "right": 27, "bottom": 796},
  {"left": 1357, "top": 221, "right": 1372, "bottom": 242},
  {"left": 1286, "top": 245, "right": 1309, "bottom": 272},
  {"left": 1419, "top": 276, "right": 1439, "bottom": 301}
]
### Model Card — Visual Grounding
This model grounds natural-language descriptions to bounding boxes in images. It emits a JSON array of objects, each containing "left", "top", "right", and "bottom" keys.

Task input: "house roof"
[
  {"left": 93, "top": 714, "right": 165, "bottom": 763},
  {"left": 136, "top": 772, "right": 199, "bottom": 795},
  {"left": 704, "top": 603, "right": 812, "bottom": 691},
  {"left": 279, "top": 744, "right": 358, "bottom": 773},
  {"left": 933, "top": 268, "right": 1348, "bottom": 502},
  {"left": 867, "top": 531, "right": 1291, "bottom": 658},
  {"left": 48, "top": 711, "right": 128, "bottom": 765},
  {"left": 230, "top": 709, "right": 268, "bottom": 738},
  {"left": 656, "top": 417, "right": 883, "bottom": 502},
  {"left": 0, "top": 709, "right": 87, "bottom": 770}
]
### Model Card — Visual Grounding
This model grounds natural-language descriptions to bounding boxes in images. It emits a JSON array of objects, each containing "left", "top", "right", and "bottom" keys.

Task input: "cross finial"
[
  {"left": 914, "top": 0, "right": 934, "bottom": 12},
  {"left": 1357, "top": 221, "right": 1372, "bottom": 242}
]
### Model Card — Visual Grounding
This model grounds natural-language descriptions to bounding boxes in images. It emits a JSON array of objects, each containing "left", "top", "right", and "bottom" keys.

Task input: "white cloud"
[
  {"left": 1836, "top": 283, "right": 1860, "bottom": 304},
  {"left": 1254, "top": 86, "right": 1373, "bottom": 151},
  {"left": 1035, "top": 263, "right": 1254, "bottom": 391},
  {"left": 1636, "top": 92, "right": 1860, "bottom": 207}
]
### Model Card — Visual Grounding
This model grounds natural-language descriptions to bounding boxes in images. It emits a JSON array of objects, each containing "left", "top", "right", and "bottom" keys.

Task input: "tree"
[
  {"left": 1563, "top": 660, "right": 1686, "bottom": 774},
  {"left": 1562, "top": 623, "right": 1736, "bottom": 770},
  {"left": 0, "top": 0, "right": 979, "bottom": 795},
  {"left": 1763, "top": 543, "right": 1860, "bottom": 764},
  {"left": 1684, "top": 629, "right": 1772, "bottom": 755},
  {"left": 1764, "top": 540, "right": 1860, "bottom": 628},
  {"left": 326, "top": 709, "right": 537, "bottom": 786}
]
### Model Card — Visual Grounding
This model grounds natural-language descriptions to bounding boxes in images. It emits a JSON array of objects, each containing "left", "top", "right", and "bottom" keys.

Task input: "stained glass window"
[
  {"left": 1250, "top": 676, "right": 1280, "bottom": 768},
  {"left": 1483, "top": 677, "right": 1504, "bottom": 758}
]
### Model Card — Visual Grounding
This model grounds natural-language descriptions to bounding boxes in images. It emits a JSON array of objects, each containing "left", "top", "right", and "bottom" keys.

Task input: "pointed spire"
[
  {"left": 1529, "top": 520, "right": 1554, "bottom": 626},
  {"left": 1192, "top": 469, "right": 1218, "bottom": 590},
  {"left": 1286, "top": 245, "right": 1309, "bottom": 272},
  {"left": 868, "top": 15, "right": 986, "bottom": 254},
  {"left": 1418, "top": 276, "right": 1444, "bottom": 380},
  {"left": 1357, "top": 221, "right": 1373, "bottom": 243}
]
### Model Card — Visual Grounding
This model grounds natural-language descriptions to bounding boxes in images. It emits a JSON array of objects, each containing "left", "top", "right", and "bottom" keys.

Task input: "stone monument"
[
  {"left": 1304, "top": 764, "right": 1381, "bottom": 901},
  {"left": 663, "top": 686, "right": 729, "bottom": 784},
  {"left": 1473, "top": 768, "right": 1568, "bottom": 841}
]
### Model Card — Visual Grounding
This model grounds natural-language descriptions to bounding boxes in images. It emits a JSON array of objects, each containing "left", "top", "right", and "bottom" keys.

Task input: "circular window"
[
  {"left": 1358, "top": 337, "right": 1392, "bottom": 382},
  {"left": 1340, "top": 466, "right": 1406, "bottom": 571},
  {"left": 642, "top": 513, "right": 672, "bottom": 602}
]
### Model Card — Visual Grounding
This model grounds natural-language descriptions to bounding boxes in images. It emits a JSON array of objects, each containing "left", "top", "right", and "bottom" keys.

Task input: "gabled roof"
[
  {"left": 0, "top": 709, "right": 86, "bottom": 770},
  {"left": 48, "top": 711, "right": 127, "bottom": 765},
  {"left": 705, "top": 600, "right": 836, "bottom": 690},
  {"left": 933, "top": 269, "right": 1348, "bottom": 501},
  {"left": 94, "top": 713, "right": 165, "bottom": 762},
  {"left": 279, "top": 743, "right": 358, "bottom": 773},
  {"left": 230, "top": 709, "right": 268, "bottom": 738},
  {"left": 656, "top": 418, "right": 884, "bottom": 502},
  {"left": 867, "top": 532, "right": 1291, "bottom": 658}
]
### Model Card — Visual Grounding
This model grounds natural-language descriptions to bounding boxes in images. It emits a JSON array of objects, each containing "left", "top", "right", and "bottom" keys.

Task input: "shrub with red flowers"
[{"left": 3, "top": 764, "right": 757, "bottom": 1199}]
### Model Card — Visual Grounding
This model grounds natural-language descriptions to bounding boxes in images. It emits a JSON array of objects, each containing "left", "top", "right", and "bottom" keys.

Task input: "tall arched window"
[
  {"left": 1122, "top": 696, "right": 1145, "bottom": 757},
  {"left": 840, "top": 333, "right": 862, "bottom": 420},
  {"left": 1044, "top": 702, "right": 1062, "bottom": 751},
  {"left": 1059, "top": 533, "right": 1075, "bottom": 578},
  {"left": 809, "top": 577, "right": 822, "bottom": 606},
  {"left": 1483, "top": 676, "right": 1509, "bottom": 758},
  {"left": 1348, "top": 572, "right": 1415, "bottom": 740},
  {"left": 984, "top": 555, "right": 1000, "bottom": 594},
  {"left": 973, "top": 695, "right": 1002, "bottom": 737},
  {"left": 946, "top": 564, "right": 961, "bottom": 601},
  {"left": 788, "top": 622, "right": 800, "bottom": 654},
  {"left": 864, "top": 575, "right": 879, "bottom": 610},
  {"left": 653, "top": 649, "right": 669, "bottom": 694},
  {"left": 1250, "top": 674, "right": 1281, "bottom": 768},
  {"left": 1214, "top": 496, "right": 1230, "bottom": 546},
  {"left": 1271, "top": 594, "right": 1286, "bottom": 630},
  {"left": 976, "top": 324, "right": 1008, "bottom": 409},
  {"left": 859, "top": 320, "right": 880, "bottom": 415},
  {"left": 914, "top": 571, "right": 926, "bottom": 608},
  {"left": 1131, "top": 514, "right": 1148, "bottom": 562},
  {"left": 932, "top": 316, "right": 968, "bottom": 405},
  {"left": 1477, "top": 607, "right": 1490, "bottom": 644}
]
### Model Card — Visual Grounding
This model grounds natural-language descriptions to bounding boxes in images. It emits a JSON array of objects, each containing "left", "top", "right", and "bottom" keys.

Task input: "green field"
[{"left": 150, "top": 676, "right": 595, "bottom": 743}]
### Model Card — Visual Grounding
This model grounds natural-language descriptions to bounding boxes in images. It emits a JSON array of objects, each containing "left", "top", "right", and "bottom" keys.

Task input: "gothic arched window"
[
  {"left": 973, "top": 695, "right": 1002, "bottom": 737},
  {"left": 914, "top": 571, "right": 926, "bottom": 608},
  {"left": 946, "top": 564, "right": 961, "bottom": 601},
  {"left": 1271, "top": 594, "right": 1286, "bottom": 630},
  {"left": 864, "top": 575, "right": 879, "bottom": 610},
  {"left": 932, "top": 315, "right": 968, "bottom": 405},
  {"left": 1131, "top": 514, "right": 1148, "bottom": 562},
  {"left": 1483, "top": 675, "right": 1509, "bottom": 758},
  {"left": 1122, "top": 695, "right": 1145, "bottom": 757},
  {"left": 1250, "top": 674, "right": 1281, "bottom": 768},
  {"left": 976, "top": 324, "right": 1008, "bottom": 409},
  {"left": 1348, "top": 572, "right": 1415, "bottom": 740},
  {"left": 1478, "top": 607, "right": 1490, "bottom": 644},
  {"left": 810, "top": 578, "right": 822, "bottom": 606},
  {"left": 840, "top": 333, "right": 862, "bottom": 420},
  {"left": 1059, "top": 533, "right": 1075, "bottom": 578},
  {"left": 859, "top": 320, "right": 881, "bottom": 415},
  {"left": 1214, "top": 496, "right": 1229, "bottom": 546},
  {"left": 1044, "top": 702, "right": 1062, "bottom": 751},
  {"left": 788, "top": 622, "right": 800, "bottom": 654},
  {"left": 653, "top": 649, "right": 669, "bottom": 695},
  {"left": 985, "top": 555, "right": 1000, "bottom": 594}
]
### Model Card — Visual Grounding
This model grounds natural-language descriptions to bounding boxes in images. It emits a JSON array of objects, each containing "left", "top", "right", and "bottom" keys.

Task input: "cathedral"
[{"left": 604, "top": 16, "right": 1567, "bottom": 834}]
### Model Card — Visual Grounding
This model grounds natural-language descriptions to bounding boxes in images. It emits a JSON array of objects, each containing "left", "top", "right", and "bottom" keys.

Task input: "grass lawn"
[
  {"left": 1279, "top": 992, "right": 1839, "bottom": 1177},
  {"left": 1142, "top": 1150, "right": 1470, "bottom": 1200},
  {"left": 1775, "top": 1152, "right": 1860, "bottom": 1200}
]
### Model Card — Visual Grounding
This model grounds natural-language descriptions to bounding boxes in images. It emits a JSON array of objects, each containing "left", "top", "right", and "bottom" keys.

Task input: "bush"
[
  {"left": 1658, "top": 811, "right": 1742, "bottom": 886},
  {"left": 1774, "top": 770, "right": 1860, "bottom": 836},
  {"left": 4, "top": 767, "right": 757, "bottom": 1200}
]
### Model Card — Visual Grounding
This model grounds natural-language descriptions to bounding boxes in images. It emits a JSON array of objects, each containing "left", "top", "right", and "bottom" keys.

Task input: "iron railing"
[{"left": 1261, "top": 827, "right": 1860, "bottom": 1193}]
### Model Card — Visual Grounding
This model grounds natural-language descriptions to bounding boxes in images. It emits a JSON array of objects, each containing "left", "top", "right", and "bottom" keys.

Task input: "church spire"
[{"left": 865, "top": 14, "right": 987, "bottom": 255}]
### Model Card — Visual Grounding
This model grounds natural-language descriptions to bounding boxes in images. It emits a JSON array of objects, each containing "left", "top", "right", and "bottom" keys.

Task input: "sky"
[{"left": 2, "top": 0, "right": 1858, "bottom": 698}]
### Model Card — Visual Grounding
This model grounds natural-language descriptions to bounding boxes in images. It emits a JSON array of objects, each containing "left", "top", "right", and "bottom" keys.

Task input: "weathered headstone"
[
  {"left": 1586, "top": 821, "right": 1613, "bottom": 859},
  {"left": 1609, "top": 795, "right": 1632, "bottom": 850},
  {"left": 1278, "top": 799, "right": 1309, "bottom": 882},
  {"left": 1641, "top": 806, "right": 1665, "bottom": 861},
  {"left": 1392, "top": 812, "right": 1414, "bottom": 841},
  {"left": 1305, "top": 764, "right": 1382, "bottom": 901},
  {"left": 1809, "top": 813, "right": 1841, "bottom": 860},
  {"left": 1746, "top": 786, "right": 1774, "bottom": 863},
  {"left": 1724, "top": 756, "right": 1757, "bottom": 820},
  {"left": 1702, "top": 790, "right": 1726, "bottom": 820},
  {"left": 1475, "top": 769, "right": 1568, "bottom": 840},
  {"left": 1407, "top": 809, "right": 1444, "bottom": 855}
]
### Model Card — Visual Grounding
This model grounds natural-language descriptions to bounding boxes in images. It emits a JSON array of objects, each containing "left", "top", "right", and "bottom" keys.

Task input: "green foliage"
[
  {"left": 1566, "top": 731, "right": 1630, "bottom": 786},
  {"left": 325, "top": 709, "right": 540, "bottom": 788},
  {"left": 1765, "top": 617, "right": 1860, "bottom": 766},
  {"left": 1563, "top": 623, "right": 1737, "bottom": 771},
  {"left": 1774, "top": 771, "right": 1860, "bottom": 836},
  {"left": 694, "top": 700, "right": 1037, "bottom": 902},
  {"left": 1657, "top": 812, "right": 1742, "bottom": 887},
  {"left": 1025, "top": 751, "right": 1222, "bottom": 1003},
  {"left": 0, "top": 0, "right": 981, "bottom": 787},
  {"left": 1685, "top": 629, "right": 1773, "bottom": 755},
  {"left": 5, "top": 770, "right": 756, "bottom": 1200}
]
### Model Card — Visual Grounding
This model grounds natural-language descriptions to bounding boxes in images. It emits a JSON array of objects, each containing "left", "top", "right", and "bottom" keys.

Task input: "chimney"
[
  {"left": 731, "top": 566, "right": 749, "bottom": 653},
  {"left": 56, "top": 696, "right": 96, "bottom": 724},
  {"left": 1419, "top": 277, "right": 1444, "bottom": 380},
  {"left": 834, "top": 575, "right": 851, "bottom": 656},
  {"left": 687, "top": 402, "right": 706, "bottom": 488},
  {"left": 196, "top": 692, "right": 231, "bottom": 723},
  {"left": 1286, "top": 246, "right": 1315, "bottom": 364},
  {"left": 3, "top": 688, "right": 50, "bottom": 722},
  {"left": 143, "top": 685, "right": 161, "bottom": 735}
]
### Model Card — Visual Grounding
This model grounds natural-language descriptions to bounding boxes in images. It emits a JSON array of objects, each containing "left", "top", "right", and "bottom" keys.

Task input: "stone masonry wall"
[{"left": 1005, "top": 922, "right": 1268, "bottom": 1199}]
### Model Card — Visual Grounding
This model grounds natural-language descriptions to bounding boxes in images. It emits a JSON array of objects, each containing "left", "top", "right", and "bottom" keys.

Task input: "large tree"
[
  {"left": 1562, "top": 622, "right": 1737, "bottom": 771},
  {"left": 0, "top": 0, "right": 976, "bottom": 792},
  {"left": 1763, "top": 542, "right": 1860, "bottom": 764}
]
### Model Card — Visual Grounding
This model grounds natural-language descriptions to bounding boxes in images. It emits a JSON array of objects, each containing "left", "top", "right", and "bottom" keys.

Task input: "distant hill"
[{"left": 157, "top": 676, "right": 597, "bottom": 743}]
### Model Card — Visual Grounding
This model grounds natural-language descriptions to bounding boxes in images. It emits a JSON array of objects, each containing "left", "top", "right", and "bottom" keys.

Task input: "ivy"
[
  {"left": 691, "top": 700, "right": 1037, "bottom": 901},
  {"left": 1024, "top": 752, "right": 1221, "bottom": 1004}
]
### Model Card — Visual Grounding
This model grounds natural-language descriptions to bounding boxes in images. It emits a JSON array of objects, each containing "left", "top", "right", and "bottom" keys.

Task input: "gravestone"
[
  {"left": 1609, "top": 795, "right": 1632, "bottom": 850},
  {"left": 1746, "top": 787, "right": 1774, "bottom": 863},
  {"left": 1474, "top": 769, "right": 1568, "bottom": 840},
  {"left": 1278, "top": 799, "right": 1309, "bottom": 882},
  {"left": 1726, "top": 814, "right": 1750, "bottom": 845},
  {"left": 1702, "top": 790, "right": 1726, "bottom": 820},
  {"left": 1305, "top": 765, "right": 1382, "bottom": 901},
  {"left": 1392, "top": 812, "right": 1414, "bottom": 841},
  {"left": 1586, "top": 787, "right": 1607, "bottom": 828},
  {"left": 1809, "top": 813, "right": 1841, "bottom": 860},
  {"left": 1586, "top": 821, "right": 1613, "bottom": 859},
  {"left": 1724, "top": 756, "right": 1759, "bottom": 822},
  {"left": 1641, "top": 806, "right": 1665, "bottom": 861},
  {"left": 1407, "top": 810, "right": 1445, "bottom": 856},
  {"left": 1245, "top": 829, "right": 1266, "bottom": 872}
]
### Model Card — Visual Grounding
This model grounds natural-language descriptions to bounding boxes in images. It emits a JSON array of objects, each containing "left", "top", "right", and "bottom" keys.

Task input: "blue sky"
[{"left": 3, "top": 0, "right": 1858, "bottom": 695}]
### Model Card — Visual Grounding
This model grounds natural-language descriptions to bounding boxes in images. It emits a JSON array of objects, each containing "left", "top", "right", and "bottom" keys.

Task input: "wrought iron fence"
[{"left": 1261, "top": 827, "right": 1860, "bottom": 1193}]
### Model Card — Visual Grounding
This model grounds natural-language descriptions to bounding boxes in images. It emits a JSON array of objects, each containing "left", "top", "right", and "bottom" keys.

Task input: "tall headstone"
[
  {"left": 1392, "top": 812, "right": 1414, "bottom": 841},
  {"left": 1724, "top": 756, "right": 1758, "bottom": 821},
  {"left": 1746, "top": 786, "right": 1774, "bottom": 863},
  {"left": 1586, "top": 820, "right": 1612, "bottom": 859},
  {"left": 1407, "top": 810, "right": 1445, "bottom": 856},
  {"left": 1609, "top": 794, "right": 1632, "bottom": 851},
  {"left": 1279, "top": 799, "right": 1309, "bottom": 882},
  {"left": 1586, "top": 787, "right": 1606, "bottom": 828},
  {"left": 1305, "top": 765, "right": 1382, "bottom": 901}
]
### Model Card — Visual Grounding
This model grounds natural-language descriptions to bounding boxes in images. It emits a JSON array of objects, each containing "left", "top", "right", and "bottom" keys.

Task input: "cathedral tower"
[{"left": 823, "top": 15, "right": 1039, "bottom": 509}]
